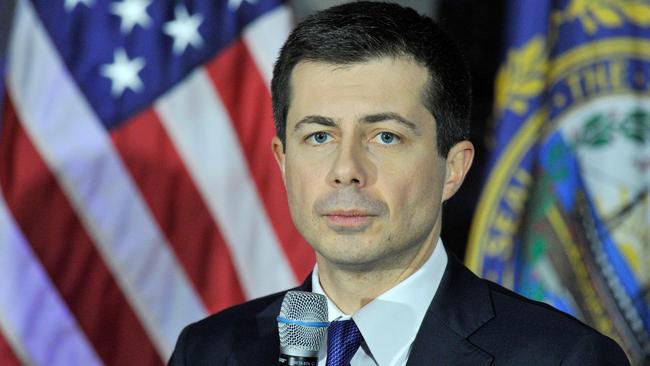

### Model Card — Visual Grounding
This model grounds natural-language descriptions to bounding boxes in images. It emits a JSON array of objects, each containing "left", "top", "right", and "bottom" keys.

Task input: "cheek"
[
  {"left": 284, "top": 158, "right": 326, "bottom": 209},
  {"left": 382, "top": 158, "right": 443, "bottom": 219}
]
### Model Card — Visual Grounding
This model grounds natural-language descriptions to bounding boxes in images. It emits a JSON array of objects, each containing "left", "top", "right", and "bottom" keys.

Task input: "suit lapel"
[
  {"left": 230, "top": 277, "right": 313, "bottom": 365},
  {"left": 228, "top": 256, "right": 495, "bottom": 365},
  {"left": 407, "top": 252, "right": 494, "bottom": 366}
]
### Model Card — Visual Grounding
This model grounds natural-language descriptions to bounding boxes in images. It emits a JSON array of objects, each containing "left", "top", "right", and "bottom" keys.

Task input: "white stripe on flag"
[
  {"left": 6, "top": 0, "right": 207, "bottom": 359},
  {"left": 243, "top": 5, "right": 292, "bottom": 87},
  {"left": 0, "top": 194, "right": 103, "bottom": 366},
  {"left": 155, "top": 68, "right": 297, "bottom": 299}
]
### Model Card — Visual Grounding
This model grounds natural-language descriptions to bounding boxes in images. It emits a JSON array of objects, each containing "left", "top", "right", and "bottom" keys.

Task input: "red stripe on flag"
[
  {"left": 111, "top": 108, "right": 245, "bottom": 312},
  {"left": 205, "top": 40, "right": 315, "bottom": 278},
  {"left": 0, "top": 329, "right": 21, "bottom": 366},
  {"left": 0, "top": 95, "right": 163, "bottom": 366}
]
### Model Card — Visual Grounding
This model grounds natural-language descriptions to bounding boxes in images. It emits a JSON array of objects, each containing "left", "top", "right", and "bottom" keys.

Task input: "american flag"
[{"left": 0, "top": 0, "right": 314, "bottom": 364}]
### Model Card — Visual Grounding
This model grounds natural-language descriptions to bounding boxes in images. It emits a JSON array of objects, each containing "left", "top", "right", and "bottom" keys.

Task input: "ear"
[
  {"left": 442, "top": 140, "right": 474, "bottom": 202},
  {"left": 271, "top": 136, "right": 286, "bottom": 185}
]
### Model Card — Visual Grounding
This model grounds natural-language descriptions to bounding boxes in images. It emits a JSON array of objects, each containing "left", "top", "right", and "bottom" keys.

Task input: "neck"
[{"left": 316, "top": 231, "right": 439, "bottom": 314}]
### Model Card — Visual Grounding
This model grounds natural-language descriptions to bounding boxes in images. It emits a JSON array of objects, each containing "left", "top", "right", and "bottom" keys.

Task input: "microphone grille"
[{"left": 278, "top": 291, "right": 328, "bottom": 355}]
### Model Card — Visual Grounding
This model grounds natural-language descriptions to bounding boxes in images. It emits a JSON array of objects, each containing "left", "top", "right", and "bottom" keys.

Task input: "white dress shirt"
[{"left": 312, "top": 239, "right": 448, "bottom": 366}]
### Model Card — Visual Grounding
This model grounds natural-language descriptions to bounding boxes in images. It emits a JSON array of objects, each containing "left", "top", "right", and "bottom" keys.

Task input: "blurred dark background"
[{"left": 436, "top": 0, "right": 505, "bottom": 260}]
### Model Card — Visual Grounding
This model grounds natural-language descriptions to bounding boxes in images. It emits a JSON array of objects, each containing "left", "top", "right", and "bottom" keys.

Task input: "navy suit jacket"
[{"left": 169, "top": 251, "right": 629, "bottom": 365}]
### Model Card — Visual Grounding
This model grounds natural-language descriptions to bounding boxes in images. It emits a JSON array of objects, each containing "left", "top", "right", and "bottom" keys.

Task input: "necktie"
[{"left": 325, "top": 319, "right": 363, "bottom": 366}]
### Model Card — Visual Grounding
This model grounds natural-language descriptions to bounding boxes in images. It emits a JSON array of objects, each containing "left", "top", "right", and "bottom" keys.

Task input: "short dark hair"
[{"left": 271, "top": 1, "right": 471, "bottom": 157}]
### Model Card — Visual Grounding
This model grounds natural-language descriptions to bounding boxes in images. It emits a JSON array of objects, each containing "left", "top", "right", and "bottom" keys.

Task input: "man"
[{"left": 169, "top": 2, "right": 629, "bottom": 365}]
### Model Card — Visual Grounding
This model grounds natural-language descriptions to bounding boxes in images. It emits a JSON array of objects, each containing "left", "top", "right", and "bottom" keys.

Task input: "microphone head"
[{"left": 277, "top": 290, "right": 328, "bottom": 357}]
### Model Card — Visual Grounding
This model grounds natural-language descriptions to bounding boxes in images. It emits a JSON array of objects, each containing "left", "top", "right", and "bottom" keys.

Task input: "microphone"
[{"left": 277, "top": 291, "right": 328, "bottom": 366}]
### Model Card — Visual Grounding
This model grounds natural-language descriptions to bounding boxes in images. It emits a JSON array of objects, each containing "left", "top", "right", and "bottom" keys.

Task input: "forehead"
[{"left": 286, "top": 57, "right": 432, "bottom": 126}]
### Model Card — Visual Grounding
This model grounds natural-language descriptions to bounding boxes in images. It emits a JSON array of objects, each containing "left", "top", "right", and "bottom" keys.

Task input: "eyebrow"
[
  {"left": 293, "top": 115, "right": 337, "bottom": 132},
  {"left": 360, "top": 112, "right": 419, "bottom": 134},
  {"left": 293, "top": 112, "right": 420, "bottom": 134}
]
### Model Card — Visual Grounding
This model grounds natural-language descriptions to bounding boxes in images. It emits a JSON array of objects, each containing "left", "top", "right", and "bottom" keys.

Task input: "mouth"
[{"left": 322, "top": 210, "right": 376, "bottom": 228}]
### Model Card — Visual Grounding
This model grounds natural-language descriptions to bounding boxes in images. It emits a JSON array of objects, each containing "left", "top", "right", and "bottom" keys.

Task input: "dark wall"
[
  {"left": 437, "top": 0, "right": 505, "bottom": 260},
  {"left": 0, "top": 1, "right": 15, "bottom": 56},
  {"left": 0, "top": 0, "right": 15, "bottom": 126}
]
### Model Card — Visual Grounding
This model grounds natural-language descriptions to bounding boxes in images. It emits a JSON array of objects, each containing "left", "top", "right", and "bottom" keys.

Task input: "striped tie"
[{"left": 325, "top": 319, "right": 363, "bottom": 366}]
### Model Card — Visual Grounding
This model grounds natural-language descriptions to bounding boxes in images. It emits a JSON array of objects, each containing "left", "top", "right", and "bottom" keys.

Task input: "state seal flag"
[
  {"left": 0, "top": 0, "right": 315, "bottom": 365},
  {"left": 467, "top": 0, "right": 650, "bottom": 364}
]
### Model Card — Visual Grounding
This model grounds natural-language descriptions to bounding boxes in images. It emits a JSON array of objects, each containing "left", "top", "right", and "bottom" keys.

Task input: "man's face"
[{"left": 273, "top": 57, "right": 460, "bottom": 271}]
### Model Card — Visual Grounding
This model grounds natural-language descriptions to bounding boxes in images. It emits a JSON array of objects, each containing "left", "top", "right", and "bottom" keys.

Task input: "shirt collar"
[{"left": 312, "top": 239, "right": 448, "bottom": 366}]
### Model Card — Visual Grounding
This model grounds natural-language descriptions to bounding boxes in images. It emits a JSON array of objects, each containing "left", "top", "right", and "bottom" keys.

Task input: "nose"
[{"left": 326, "top": 140, "right": 368, "bottom": 188}]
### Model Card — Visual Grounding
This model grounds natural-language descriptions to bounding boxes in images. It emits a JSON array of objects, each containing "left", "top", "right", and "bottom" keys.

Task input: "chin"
[{"left": 316, "top": 245, "right": 389, "bottom": 270}]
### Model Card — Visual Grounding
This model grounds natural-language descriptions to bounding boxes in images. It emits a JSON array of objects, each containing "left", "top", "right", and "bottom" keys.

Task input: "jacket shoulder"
[
  {"left": 475, "top": 280, "right": 629, "bottom": 364},
  {"left": 486, "top": 280, "right": 589, "bottom": 330},
  {"left": 168, "top": 290, "right": 287, "bottom": 365},
  {"left": 194, "top": 289, "right": 286, "bottom": 331}
]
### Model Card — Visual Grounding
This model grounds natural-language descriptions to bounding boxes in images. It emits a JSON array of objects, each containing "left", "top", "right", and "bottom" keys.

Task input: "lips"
[{"left": 323, "top": 210, "right": 376, "bottom": 228}]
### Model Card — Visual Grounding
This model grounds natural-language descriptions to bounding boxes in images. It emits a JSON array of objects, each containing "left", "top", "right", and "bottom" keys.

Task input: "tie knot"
[{"left": 326, "top": 320, "right": 363, "bottom": 366}]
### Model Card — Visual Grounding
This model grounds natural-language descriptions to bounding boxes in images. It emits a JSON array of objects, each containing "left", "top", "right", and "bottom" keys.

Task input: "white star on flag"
[
  {"left": 110, "top": 0, "right": 152, "bottom": 34},
  {"left": 100, "top": 48, "right": 146, "bottom": 97},
  {"left": 64, "top": 0, "right": 93, "bottom": 12},
  {"left": 163, "top": 5, "right": 204, "bottom": 55},
  {"left": 228, "top": 0, "right": 257, "bottom": 10}
]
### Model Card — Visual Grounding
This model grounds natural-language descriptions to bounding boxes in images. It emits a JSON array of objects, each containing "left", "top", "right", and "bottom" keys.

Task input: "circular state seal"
[
  {"left": 545, "top": 38, "right": 650, "bottom": 359},
  {"left": 469, "top": 2, "right": 650, "bottom": 363},
  {"left": 469, "top": 34, "right": 650, "bottom": 364}
]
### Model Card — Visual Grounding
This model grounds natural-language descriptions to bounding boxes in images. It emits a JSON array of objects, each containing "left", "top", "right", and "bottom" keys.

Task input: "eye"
[
  {"left": 373, "top": 131, "right": 401, "bottom": 145},
  {"left": 306, "top": 132, "right": 332, "bottom": 145}
]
